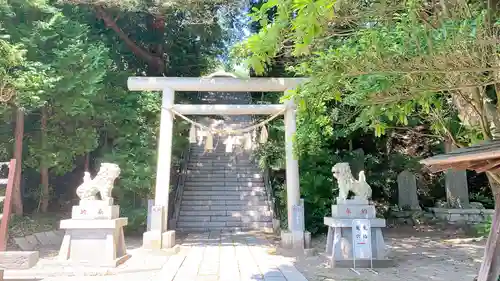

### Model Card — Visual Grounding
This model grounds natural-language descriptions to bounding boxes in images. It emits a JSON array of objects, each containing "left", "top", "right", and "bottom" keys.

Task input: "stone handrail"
[{"left": 168, "top": 144, "right": 191, "bottom": 229}]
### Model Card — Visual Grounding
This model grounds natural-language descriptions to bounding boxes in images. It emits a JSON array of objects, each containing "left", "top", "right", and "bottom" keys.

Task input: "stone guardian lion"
[
  {"left": 76, "top": 163, "right": 120, "bottom": 202},
  {"left": 331, "top": 162, "right": 372, "bottom": 201}
]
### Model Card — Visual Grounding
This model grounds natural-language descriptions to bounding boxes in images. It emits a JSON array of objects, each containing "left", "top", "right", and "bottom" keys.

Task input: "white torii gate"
[{"left": 127, "top": 76, "right": 307, "bottom": 249}]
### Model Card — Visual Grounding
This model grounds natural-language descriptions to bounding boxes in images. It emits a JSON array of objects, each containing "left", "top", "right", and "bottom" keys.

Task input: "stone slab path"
[
  {"left": 5, "top": 232, "right": 307, "bottom": 281},
  {"left": 155, "top": 231, "right": 308, "bottom": 281}
]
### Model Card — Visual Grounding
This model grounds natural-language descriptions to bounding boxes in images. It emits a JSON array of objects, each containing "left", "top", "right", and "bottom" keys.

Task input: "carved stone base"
[
  {"left": 58, "top": 218, "right": 129, "bottom": 267},
  {"left": 324, "top": 217, "right": 392, "bottom": 268}
]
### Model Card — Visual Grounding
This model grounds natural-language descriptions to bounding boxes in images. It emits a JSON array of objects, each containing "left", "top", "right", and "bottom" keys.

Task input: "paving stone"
[
  {"left": 263, "top": 270, "right": 285, "bottom": 278},
  {"left": 195, "top": 275, "right": 219, "bottom": 281},
  {"left": 25, "top": 235, "right": 39, "bottom": 248},
  {"left": 13, "top": 237, "right": 36, "bottom": 251},
  {"left": 263, "top": 277, "right": 287, "bottom": 281},
  {"left": 34, "top": 232, "right": 51, "bottom": 246},
  {"left": 155, "top": 255, "right": 185, "bottom": 281},
  {"left": 45, "top": 231, "right": 63, "bottom": 245}
]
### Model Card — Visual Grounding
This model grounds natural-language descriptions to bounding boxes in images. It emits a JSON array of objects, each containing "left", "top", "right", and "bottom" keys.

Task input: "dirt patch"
[
  {"left": 8, "top": 213, "right": 67, "bottom": 238},
  {"left": 292, "top": 225, "right": 484, "bottom": 281},
  {"left": 6, "top": 213, "right": 68, "bottom": 251}
]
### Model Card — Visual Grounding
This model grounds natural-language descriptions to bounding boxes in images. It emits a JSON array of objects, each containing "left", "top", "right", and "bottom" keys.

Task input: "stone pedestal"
[
  {"left": 324, "top": 197, "right": 392, "bottom": 268},
  {"left": 142, "top": 205, "right": 177, "bottom": 250},
  {"left": 58, "top": 201, "right": 130, "bottom": 267}
]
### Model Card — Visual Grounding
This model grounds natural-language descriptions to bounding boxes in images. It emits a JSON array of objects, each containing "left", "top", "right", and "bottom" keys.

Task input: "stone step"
[
  {"left": 176, "top": 226, "right": 272, "bottom": 233},
  {"left": 189, "top": 157, "right": 252, "bottom": 162},
  {"left": 176, "top": 221, "right": 273, "bottom": 228},
  {"left": 184, "top": 184, "right": 265, "bottom": 190},
  {"left": 189, "top": 154, "right": 253, "bottom": 159},
  {"left": 184, "top": 179, "right": 263, "bottom": 185},
  {"left": 189, "top": 157, "right": 253, "bottom": 162},
  {"left": 188, "top": 161, "right": 254, "bottom": 165},
  {"left": 179, "top": 210, "right": 272, "bottom": 217},
  {"left": 180, "top": 204, "right": 270, "bottom": 211},
  {"left": 186, "top": 174, "right": 262, "bottom": 179},
  {"left": 183, "top": 186, "right": 265, "bottom": 191},
  {"left": 185, "top": 179, "right": 263, "bottom": 184},
  {"left": 190, "top": 150, "right": 239, "bottom": 154},
  {"left": 182, "top": 195, "right": 267, "bottom": 201},
  {"left": 188, "top": 168, "right": 260, "bottom": 173},
  {"left": 185, "top": 176, "right": 262, "bottom": 181},
  {"left": 178, "top": 215, "right": 273, "bottom": 223},
  {"left": 186, "top": 173, "right": 262, "bottom": 179},
  {"left": 188, "top": 164, "right": 258, "bottom": 168},
  {"left": 187, "top": 168, "right": 259, "bottom": 172},
  {"left": 181, "top": 199, "right": 269, "bottom": 206},
  {"left": 182, "top": 190, "right": 266, "bottom": 197}
]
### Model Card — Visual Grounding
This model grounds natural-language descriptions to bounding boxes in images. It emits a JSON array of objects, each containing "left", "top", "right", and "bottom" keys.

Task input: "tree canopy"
[{"left": 0, "top": 0, "right": 235, "bottom": 217}]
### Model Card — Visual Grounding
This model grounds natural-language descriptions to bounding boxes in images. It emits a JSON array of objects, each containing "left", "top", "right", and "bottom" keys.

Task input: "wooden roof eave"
[{"left": 421, "top": 140, "right": 500, "bottom": 173}]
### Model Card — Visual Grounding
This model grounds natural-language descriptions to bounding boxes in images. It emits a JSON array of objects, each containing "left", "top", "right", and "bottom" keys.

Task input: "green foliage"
[
  {"left": 475, "top": 215, "right": 492, "bottom": 237},
  {"left": 240, "top": 0, "right": 494, "bottom": 234},
  {"left": 0, "top": 0, "right": 231, "bottom": 222}
]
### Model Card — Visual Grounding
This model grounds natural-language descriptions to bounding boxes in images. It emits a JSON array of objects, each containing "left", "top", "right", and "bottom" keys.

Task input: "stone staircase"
[
  {"left": 176, "top": 91, "right": 273, "bottom": 233},
  {"left": 176, "top": 141, "right": 273, "bottom": 233}
]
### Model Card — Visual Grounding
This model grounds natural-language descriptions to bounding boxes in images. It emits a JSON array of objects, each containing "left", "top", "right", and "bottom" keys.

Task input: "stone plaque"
[
  {"left": 151, "top": 205, "right": 164, "bottom": 232},
  {"left": 291, "top": 204, "right": 305, "bottom": 232},
  {"left": 332, "top": 204, "right": 376, "bottom": 219},
  {"left": 71, "top": 205, "right": 119, "bottom": 220},
  {"left": 352, "top": 219, "right": 372, "bottom": 260},
  {"left": 147, "top": 199, "right": 154, "bottom": 231}
]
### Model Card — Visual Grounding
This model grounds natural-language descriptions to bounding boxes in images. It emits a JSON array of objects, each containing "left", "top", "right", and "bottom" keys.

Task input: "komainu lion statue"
[
  {"left": 332, "top": 162, "right": 372, "bottom": 201},
  {"left": 76, "top": 163, "right": 120, "bottom": 202}
]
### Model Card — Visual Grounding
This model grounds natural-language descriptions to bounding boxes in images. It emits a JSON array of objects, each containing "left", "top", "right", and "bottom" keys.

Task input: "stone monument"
[
  {"left": 324, "top": 162, "right": 392, "bottom": 267},
  {"left": 58, "top": 163, "right": 130, "bottom": 267}
]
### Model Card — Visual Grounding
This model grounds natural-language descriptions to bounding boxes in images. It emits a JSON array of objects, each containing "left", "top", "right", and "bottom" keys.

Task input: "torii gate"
[{"left": 127, "top": 75, "right": 307, "bottom": 249}]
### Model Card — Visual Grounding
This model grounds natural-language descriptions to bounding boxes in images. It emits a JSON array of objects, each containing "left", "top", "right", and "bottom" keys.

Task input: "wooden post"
[
  {"left": 12, "top": 108, "right": 23, "bottom": 215},
  {"left": 0, "top": 159, "right": 16, "bottom": 251},
  {"left": 478, "top": 184, "right": 500, "bottom": 281},
  {"left": 40, "top": 105, "right": 49, "bottom": 212}
]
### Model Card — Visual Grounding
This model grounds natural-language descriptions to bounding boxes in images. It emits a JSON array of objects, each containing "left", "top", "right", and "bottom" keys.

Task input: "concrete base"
[
  {"left": 281, "top": 230, "right": 311, "bottom": 250},
  {"left": 272, "top": 219, "right": 280, "bottom": 234},
  {"left": 58, "top": 218, "right": 129, "bottom": 267},
  {"left": 142, "top": 230, "right": 176, "bottom": 250}
]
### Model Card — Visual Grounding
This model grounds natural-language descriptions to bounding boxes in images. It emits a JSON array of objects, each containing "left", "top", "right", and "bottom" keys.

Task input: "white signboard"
[{"left": 352, "top": 219, "right": 372, "bottom": 260}]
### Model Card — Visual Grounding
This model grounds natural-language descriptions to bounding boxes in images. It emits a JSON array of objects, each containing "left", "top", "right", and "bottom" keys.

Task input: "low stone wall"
[
  {"left": 429, "top": 208, "right": 494, "bottom": 224},
  {"left": 390, "top": 208, "right": 493, "bottom": 225}
]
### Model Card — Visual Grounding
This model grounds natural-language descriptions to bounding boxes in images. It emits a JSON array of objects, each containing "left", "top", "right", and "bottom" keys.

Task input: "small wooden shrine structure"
[{"left": 421, "top": 140, "right": 500, "bottom": 281}]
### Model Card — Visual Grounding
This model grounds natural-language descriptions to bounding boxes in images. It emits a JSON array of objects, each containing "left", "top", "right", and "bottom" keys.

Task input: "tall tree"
[{"left": 237, "top": 0, "right": 500, "bottom": 280}]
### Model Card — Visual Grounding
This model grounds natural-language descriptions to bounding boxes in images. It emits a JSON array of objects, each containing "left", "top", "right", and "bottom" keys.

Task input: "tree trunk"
[
  {"left": 84, "top": 153, "right": 89, "bottom": 172},
  {"left": 95, "top": 6, "right": 165, "bottom": 74},
  {"left": 11, "top": 108, "right": 23, "bottom": 215},
  {"left": 39, "top": 105, "right": 49, "bottom": 213},
  {"left": 478, "top": 173, "right": 500, "bottom": 281}
]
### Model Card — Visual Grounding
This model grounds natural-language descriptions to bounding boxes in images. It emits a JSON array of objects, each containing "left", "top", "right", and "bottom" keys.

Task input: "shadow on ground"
[{"left": 277, "top": 224, "right": 483, "bottom": 281}]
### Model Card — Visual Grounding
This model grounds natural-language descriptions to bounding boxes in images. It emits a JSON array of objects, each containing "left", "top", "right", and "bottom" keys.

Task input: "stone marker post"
[
  {"left": 444, "top": 141, "right": 469, "bottom": 208},
  {"left": 397, "top": 170, "right": 421, "bottom": 210}
]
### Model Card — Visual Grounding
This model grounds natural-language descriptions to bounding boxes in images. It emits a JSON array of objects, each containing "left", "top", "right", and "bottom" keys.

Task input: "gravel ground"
[{"left": 292, "top": 225, "right": 484, "bottom": 281}]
